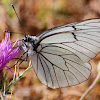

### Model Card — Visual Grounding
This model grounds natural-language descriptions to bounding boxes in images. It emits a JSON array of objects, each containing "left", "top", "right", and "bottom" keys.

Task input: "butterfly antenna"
[{"left": 11, "top": 4, "right": 26, "bottom": 36}]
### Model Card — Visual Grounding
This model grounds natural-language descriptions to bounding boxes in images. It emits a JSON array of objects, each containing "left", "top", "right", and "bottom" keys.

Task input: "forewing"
[{"left": 38, "top": 19, "right": 100, "bottom": 63}]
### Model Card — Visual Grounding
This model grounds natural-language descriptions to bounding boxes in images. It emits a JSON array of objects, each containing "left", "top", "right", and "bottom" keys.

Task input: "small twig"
[
  {"left": 5, "top": 65, "right": 33, "bottom": 94},
  {"left": 80, "top": 74, "right": 100, "bottom": 100}
]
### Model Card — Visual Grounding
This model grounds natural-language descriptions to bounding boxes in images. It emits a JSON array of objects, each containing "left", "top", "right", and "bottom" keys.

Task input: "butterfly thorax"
[{"left": 22, "top": 35, "right": 38, "bottom": 55}]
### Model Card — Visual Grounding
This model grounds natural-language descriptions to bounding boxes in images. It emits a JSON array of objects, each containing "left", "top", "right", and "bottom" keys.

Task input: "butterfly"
[{"left": 20, "top": 19, "right": 100, "bottom": 89}]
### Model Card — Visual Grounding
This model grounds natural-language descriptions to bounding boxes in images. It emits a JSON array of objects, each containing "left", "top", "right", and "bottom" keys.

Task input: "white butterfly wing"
[
  {"left": 30, "top": 19, "right": 100, "bottom": 89},
  {"left": 30, "top": 44, "right": 91, "bottom": 89}
]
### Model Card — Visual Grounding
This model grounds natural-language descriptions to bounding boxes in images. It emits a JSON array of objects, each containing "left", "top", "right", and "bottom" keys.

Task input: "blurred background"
[{"left": 0, "top": 0, "right": 100, "bottom": 100}]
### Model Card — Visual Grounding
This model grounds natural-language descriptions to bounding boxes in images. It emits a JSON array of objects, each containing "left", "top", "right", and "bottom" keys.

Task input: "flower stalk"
[{"left": 5, "top": 65, "right": 32, "bottom": 94}]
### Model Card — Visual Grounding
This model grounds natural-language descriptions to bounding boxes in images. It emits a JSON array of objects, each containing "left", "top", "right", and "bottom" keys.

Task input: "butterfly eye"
[{"left": 22, "top": 36, "right": 28, "bottom": 42}]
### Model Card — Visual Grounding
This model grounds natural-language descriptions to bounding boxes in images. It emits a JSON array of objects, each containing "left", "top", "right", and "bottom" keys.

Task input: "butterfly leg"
[
  {"left": 15, "top": 52, "right": 29, "bottom": 68},
  {"left": 10, "top": 50, "right": 28, "bottom": 69}
]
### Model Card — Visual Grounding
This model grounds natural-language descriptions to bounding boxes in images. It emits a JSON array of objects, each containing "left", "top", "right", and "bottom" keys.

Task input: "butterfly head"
[
  {"left": 21, "top": 35, "right": 38, "bottom": 55},
  {"left": 23, "top": 35, "right": 34, "bottom": 42}
]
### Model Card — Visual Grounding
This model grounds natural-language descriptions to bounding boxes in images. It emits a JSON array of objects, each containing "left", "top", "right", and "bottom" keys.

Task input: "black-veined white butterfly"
[{"left": 20, "top": 19, "right": 100, "bottom": 89}]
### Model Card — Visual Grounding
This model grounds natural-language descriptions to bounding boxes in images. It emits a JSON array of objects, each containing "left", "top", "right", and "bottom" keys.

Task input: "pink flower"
[{"left": 0, "top": 31, "right": 20, "bottom": 70}]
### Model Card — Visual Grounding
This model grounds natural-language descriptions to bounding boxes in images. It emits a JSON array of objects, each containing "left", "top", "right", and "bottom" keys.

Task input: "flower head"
[{"left": 0, "top": 31, "right": 20, "bottom": 70}]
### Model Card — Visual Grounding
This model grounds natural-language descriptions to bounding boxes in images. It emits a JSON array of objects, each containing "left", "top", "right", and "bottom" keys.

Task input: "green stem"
[
  {"left": 5, "top": 66, "right": 32, "bottom": 94},
  {"left": 80, "top": 74, "right": 100, "bottom": 100}
]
